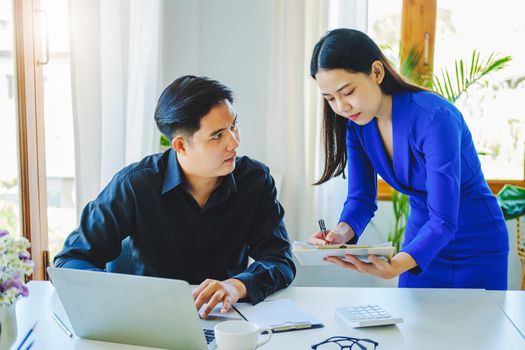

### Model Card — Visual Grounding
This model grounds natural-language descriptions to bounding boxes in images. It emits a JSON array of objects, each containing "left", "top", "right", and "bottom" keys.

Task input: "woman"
[{"left": 308, "top": 28, "right": 509, "bottom": 289}]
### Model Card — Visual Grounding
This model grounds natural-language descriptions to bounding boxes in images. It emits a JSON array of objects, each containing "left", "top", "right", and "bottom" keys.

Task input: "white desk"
[
  {"left": 487, "top": 290, "right": 525, "bottom": 339},
  {"left": 14, "top": 281, "right": 525, "bottom": 350}
]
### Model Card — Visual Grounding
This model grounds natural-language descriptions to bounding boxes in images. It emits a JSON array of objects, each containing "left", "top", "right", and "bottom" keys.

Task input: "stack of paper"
[{"left": 292, "top": 241, "right": 395, "bottom": 266}]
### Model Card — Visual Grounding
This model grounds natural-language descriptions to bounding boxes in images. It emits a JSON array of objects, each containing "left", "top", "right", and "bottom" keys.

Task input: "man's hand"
[{"left": 192, "top": 278, "right": 247, "bottom": 319}]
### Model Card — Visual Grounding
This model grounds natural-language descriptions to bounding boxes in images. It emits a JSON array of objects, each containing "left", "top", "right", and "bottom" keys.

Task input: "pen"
[
  {"left": 52, "top": 313, "right": 73, "bottom": 337},
  {"left": 318, "top": 219, "right": 328, "bottom": 242},
  {"left": 16, "top": 322, "right": 37, "bottom": 350},
  {"left": 272, "top": 321, "right": 312, "bottom": 332}
]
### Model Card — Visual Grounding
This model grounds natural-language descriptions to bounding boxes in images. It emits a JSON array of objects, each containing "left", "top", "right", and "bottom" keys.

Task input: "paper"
[
  {"left": 200, "top": 303, "right": 243, "bottom": 320},
  {"left": 232, "top": 299, "right": 323, "bottom": 332},
  {"left": 292, "top": 240, "right": 395, "bottom": 266}
]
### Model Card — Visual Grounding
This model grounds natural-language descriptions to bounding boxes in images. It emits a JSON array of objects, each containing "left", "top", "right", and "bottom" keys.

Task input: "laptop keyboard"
[{"left": 203, "top": 329, "right": 215, "bottom": 344}]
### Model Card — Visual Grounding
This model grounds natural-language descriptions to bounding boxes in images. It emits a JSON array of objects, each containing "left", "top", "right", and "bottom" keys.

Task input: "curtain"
[
  {"left": 68, "top": 0, "right": 162, "bottom": 219},
  {"left": 266, "top": 0, "right": 367, "bottom": 241},
  {"left": 314, "top": 1, "right": 369, "bottom": 239},
  {"left": 265, "top": 0, "right": 310, "bottom": 242}
]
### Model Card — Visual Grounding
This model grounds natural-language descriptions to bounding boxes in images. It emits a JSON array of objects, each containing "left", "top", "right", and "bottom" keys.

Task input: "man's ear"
[
  {"left": 371, "top": 60, "right": 385, "bottom": 85},
  {"left": 172, "top": 135, "right": 188, "bottom": 155}
]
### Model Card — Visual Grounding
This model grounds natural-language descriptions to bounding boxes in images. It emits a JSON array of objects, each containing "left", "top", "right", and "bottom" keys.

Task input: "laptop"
[{"left": 47, "top": 267, "right": 217, "bottom": 349}]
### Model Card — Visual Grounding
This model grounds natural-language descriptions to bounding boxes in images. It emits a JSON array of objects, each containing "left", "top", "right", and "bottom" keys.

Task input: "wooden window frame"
[
  {"left": 377, "top": 0, "right": 525, "bottom": 201},
  {"left": 14, "top": 0, "right": 49, "bottom": 280}
]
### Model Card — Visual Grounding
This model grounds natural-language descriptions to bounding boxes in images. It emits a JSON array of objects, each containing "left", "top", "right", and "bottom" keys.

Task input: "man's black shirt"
[{"left": 54, "top": 149, "right": 296, "bottom": 303}]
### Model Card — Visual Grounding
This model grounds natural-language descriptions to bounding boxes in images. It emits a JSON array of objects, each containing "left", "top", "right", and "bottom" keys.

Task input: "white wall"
[
  {"left": 162, "top": 0, "right": 272, "bottom": 160},
  {"left": 160, "top": 1, "right": 522, "bottom": 290},
  {"left": 507, "top": 219, "right": 522, "bottom": 290}
]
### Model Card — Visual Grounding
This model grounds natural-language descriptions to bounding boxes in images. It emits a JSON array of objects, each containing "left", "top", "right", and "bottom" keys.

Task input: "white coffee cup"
[{"left": 214, "top": 320, "right": 272, "bottom": 350}]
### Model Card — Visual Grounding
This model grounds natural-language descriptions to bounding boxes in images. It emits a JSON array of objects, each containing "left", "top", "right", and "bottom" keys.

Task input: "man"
[{"left": 54, "top": 75, "right": 296, "bottom": 318}]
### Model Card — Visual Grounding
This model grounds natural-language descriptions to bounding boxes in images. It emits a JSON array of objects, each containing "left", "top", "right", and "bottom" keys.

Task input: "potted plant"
[
  {"left": 387, "top": 189, "right": 409, "bottom": 253},
  {"left": 0, "top": 230, "right": 34, "bottom": 348},
  {"left": 496, "top": 184, "right": 525, "bottom": 289}
]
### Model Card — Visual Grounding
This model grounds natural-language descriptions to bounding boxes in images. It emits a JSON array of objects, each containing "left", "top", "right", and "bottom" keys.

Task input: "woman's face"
[{"left": 314, "top": 62, "right": 385, "bottom": 126}]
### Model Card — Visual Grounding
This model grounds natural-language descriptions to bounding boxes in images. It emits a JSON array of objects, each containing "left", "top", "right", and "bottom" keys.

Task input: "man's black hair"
[{"left": 154, "top": 75, "right": 234, "bottom": 140}]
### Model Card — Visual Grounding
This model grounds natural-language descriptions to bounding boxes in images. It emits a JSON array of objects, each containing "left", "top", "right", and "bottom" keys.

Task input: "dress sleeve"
[
  {"left": 339, "top": 124, "right": 378, "bottom": 242},
  {"left": 401, "top": 107, "right": 462, "bottom": 273}
]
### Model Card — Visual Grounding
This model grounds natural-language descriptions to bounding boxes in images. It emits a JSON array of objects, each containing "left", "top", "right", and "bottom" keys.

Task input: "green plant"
[
  {"left": 431, "top": 50, "right": 512, "bottom": 103},
  {"left": 399, "top": 47, "right": 432, "bottom": 88},
  {"left": 497, "top": 184, "right": 525, "bottom": 221},
  {"left": 0, "top": 204, "right": 18, "bottom": 235},
  {"left": 160, "top": 134, "right": 171, "bottom": 148},
  {"left": 388, "top": 189, "right": 409, "bottom": 253},
  {"left": 496, "top": 185, "right": 525, "bottom": 288}
]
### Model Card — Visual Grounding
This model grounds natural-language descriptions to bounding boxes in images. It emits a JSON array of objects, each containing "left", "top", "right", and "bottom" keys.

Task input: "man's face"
[{"left": 176, "top": 100, "right": 240, "bottom": 178}]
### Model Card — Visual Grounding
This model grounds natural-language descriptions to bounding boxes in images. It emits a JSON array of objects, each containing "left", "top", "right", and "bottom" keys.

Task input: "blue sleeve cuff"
[
  {"left": 400, "top": 221, "right": 455, "bottom": 273},
  {"left": 53, "top": 258, "right": 104, "bottom": 271},
  {"left": 232, "top": 272, "right": 262, "bottom": 304},
  {"left": 339, "top": 202, "right": 376, "bottom": 238}
]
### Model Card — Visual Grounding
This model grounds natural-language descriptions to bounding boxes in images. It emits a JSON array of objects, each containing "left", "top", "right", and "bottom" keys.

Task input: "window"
[
  {"left": 368, "top": 0, "right": 403, "bottom": 199},
  {"left": 368, "top": 0, "right": 402, "bottom": 66},
  {"left": 40, "top": 0, "right": 76, "bottom": 261},
  {"left": 6, "top": 74, "right": 14, "bottom": 98},
  {"left": 435, "top": 0, "right": 525, "bottom": 182},
  {"left": 373, "top": 0, "right": 524, "bottom": 200},
  {"left": 7, "top": 0, "right": 76, "bottom": 279},
  {"left": 0, "top": 0, "right": 21, "bottom": 236}
]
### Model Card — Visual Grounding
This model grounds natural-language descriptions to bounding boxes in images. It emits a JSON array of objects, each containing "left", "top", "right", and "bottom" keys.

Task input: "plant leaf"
[{"left": 432, "top": 50, "right": 511, "bottom": 103}]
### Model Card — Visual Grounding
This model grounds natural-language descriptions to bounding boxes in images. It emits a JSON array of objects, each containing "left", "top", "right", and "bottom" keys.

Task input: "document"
[
  {"left": 292, "top": 241, "right": 395, "bottom": 266},
  {"left": 232, "top": 299, "right": 323, "bottom": 332}
]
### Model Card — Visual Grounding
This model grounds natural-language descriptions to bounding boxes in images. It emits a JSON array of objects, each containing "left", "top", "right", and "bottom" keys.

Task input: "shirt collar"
[
  {"left": 161, "top": 149, "right": 185, "bottom": 195},
  {"left": 161, "top": 149, "right": 238, "bottom": 195},
  {"left": 222, "top": 170, "right": 238, "bottom": 194}
]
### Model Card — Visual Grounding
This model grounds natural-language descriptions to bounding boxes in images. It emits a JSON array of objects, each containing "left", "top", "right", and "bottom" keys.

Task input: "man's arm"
[
  {"left": 232, "top": 171, "right": 296, "bottom": 304},
  {"left": 54, "top": 172, "right": 135, "bottom": 270},
  {"left": 194, "top": 171, "right": 295, "bottom": 318}
]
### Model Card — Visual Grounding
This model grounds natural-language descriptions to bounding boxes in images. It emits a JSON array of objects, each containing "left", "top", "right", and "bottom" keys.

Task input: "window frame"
[{"left": 13, "top": 0, "right": 49, "bottom": 280}]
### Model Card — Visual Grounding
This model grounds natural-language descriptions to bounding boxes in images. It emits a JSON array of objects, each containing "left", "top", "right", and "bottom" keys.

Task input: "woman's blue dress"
[{"left": 340, "top": 91, "right": 509, "bottom": 290}]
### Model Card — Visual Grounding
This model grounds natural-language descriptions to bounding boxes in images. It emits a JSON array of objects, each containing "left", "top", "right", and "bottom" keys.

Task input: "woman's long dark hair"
[{"left": 311, "top": 29, "right": 426, "bottom": 185}]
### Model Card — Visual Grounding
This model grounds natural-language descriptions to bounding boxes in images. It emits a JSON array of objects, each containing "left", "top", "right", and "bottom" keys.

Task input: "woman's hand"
[
  {"left": 323, "top": 252, "right": 417, "bottom": 279},
  {"left": 308, "top": 222, "right": 355, "bottom": 246}
]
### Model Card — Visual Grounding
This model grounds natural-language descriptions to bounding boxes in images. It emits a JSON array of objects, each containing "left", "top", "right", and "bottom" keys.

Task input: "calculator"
[{"left": 335, "top": 304, "right": 403, "bottom": 328}]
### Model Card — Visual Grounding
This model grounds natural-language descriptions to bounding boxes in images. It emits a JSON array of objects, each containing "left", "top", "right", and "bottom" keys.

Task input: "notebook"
[
  {"left": 222, "top": 299, "right": 324, "bottom": 332},
  {"left": 47, "top": 267, "right": 217, "bottom": 349},
  {"left": 206, "top": 299, "right": 323, "bottom": 332},
  {"left": 292, "top": 241, "right": 395, "bottom": 266}
]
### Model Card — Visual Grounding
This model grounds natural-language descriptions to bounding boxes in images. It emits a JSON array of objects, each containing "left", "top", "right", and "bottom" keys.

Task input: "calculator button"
[{"left": 335, "top": 305, "right": 403, "bottom": 328}]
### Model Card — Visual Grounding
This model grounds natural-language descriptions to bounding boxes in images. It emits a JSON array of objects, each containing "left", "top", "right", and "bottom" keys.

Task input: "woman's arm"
[
  {"left": 324, "top": 251, "right": 417, "bottom": 279},
  {"left": 339, "top": 125, "right": 378, "bottom": 241},
  {"left": 309, "top": 124, "right": 377, "bottom": 246}
]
